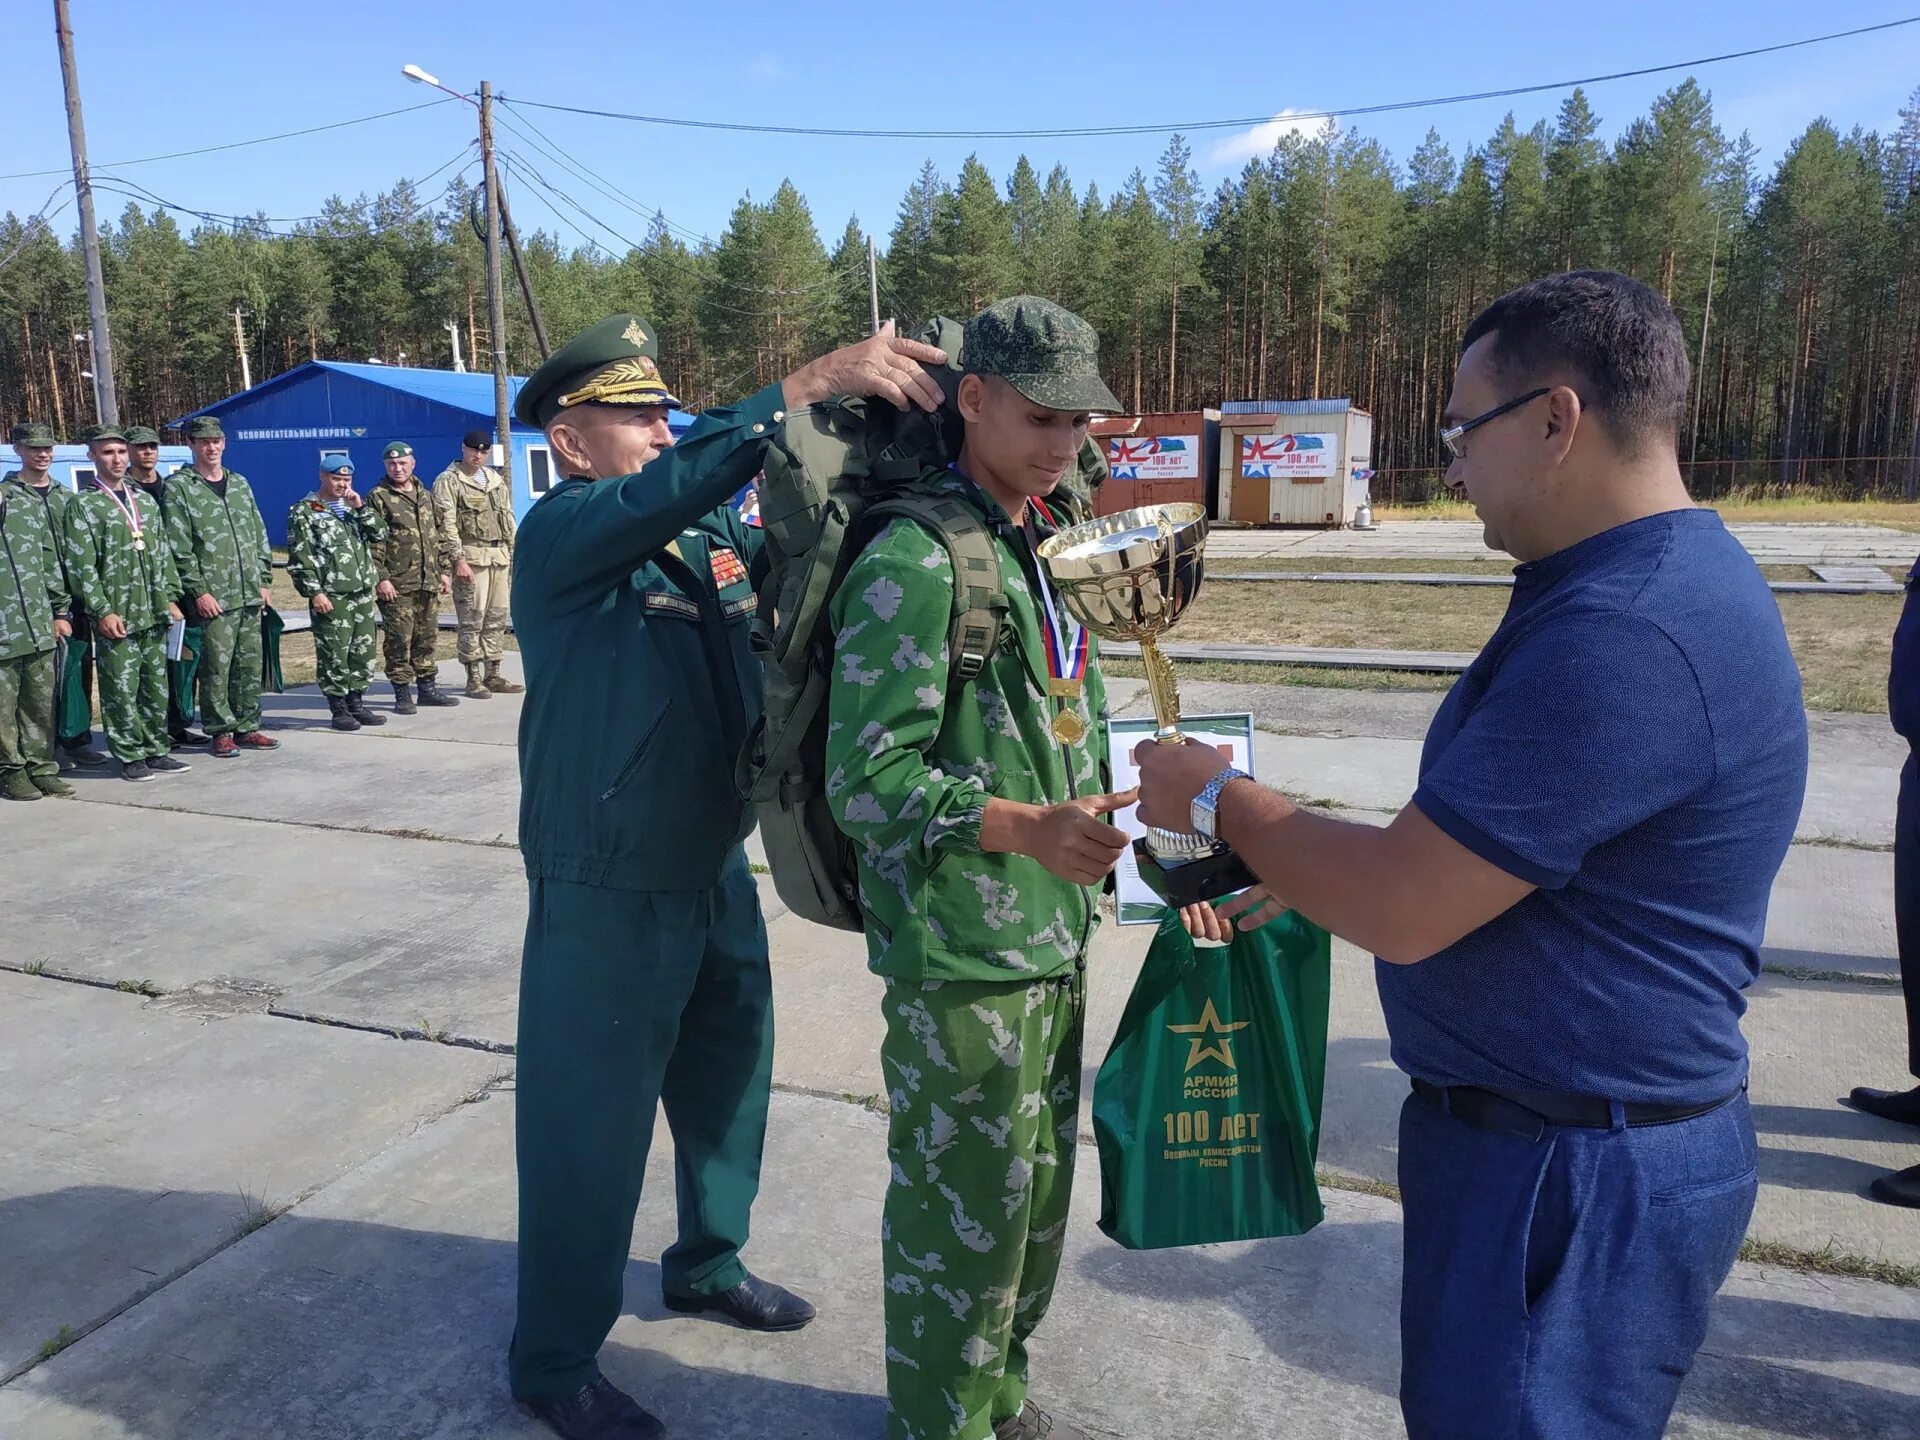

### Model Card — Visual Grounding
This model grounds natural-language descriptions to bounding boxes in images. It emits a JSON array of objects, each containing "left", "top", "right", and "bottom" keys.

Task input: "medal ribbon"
[
  {"left": 95, "top": 481, "right": 146, "bottom": 548},
  {"left": 1030, "top": 497, "right": 1088, "bottom": 693}
]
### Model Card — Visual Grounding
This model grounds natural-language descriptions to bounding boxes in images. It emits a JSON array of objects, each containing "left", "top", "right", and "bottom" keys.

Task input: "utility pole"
[
  {"left": 866, "top": 234, "right": 881, "bottom": 336},
  {"left": 232, "top": 307, "right": 253, "bottom": 390},
  {"left": 480, "top": 81, "right": 512, "bottom": 485},
  {"left": 497, "top": 185, "right": 550, "bottom": 360},
  {"left": 54, "top": 0, "right": 118, "bottom": 425},
  {"left": 445, "top": 319, "right": 466, "bottom": 373}
]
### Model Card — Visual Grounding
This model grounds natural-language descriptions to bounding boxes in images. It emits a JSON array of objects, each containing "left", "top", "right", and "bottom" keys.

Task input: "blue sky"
[{"left": 2, "top": 0, "right": 1916, "bottom": 255}]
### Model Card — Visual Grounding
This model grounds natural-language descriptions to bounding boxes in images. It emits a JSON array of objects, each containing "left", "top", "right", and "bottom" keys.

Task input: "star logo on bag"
[{"left": 1166, "top": 998, "right": 1251, "bottom": 1072}]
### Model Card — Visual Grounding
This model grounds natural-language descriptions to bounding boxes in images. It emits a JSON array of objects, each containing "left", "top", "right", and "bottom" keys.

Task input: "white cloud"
[
  {"left": 749, "top": 53, "right": 784, "bottom": 80},
  {"left": 1207, "top": 109, "right": 1332, "bottom": 167}
]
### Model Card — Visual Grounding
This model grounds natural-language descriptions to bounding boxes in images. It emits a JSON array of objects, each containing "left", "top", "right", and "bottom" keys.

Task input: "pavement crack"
[{"left": 70, "top": 797, "right": 518, "bottom": 851}]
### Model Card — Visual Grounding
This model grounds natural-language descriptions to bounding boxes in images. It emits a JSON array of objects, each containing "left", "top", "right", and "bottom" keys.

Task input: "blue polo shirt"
[{"left": 1376, "top": 509, "right": 1807, "bottom": 1107}]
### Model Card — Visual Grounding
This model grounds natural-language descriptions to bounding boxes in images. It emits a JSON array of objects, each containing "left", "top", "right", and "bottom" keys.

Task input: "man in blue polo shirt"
[{"left": 1137, "top": 270, "right": 1808, "bottom": 1439}]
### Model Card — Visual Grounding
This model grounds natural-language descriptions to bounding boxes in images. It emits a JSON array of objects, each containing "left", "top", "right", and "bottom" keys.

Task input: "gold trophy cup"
[{"left": 1038, "top": 503, "right": 1257, "bottom": 908}]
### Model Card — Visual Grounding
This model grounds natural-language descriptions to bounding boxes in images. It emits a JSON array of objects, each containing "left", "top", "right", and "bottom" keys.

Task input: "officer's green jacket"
[
  {"left": 286, "top": 495, "right": 388, "bottom": 599},
  {"left": 826, "top": 470, "right": 1108, "bottom": 984},
  {"left": 0, "top": 475, "right": 71, "bottom": 662},
  {"left": 164, "top": 467, "right": 272, "bottom": 610},
  {"left": 511, "top": 383, "right": 783, "bottom": 892},
  {"left": 64, "top": 482, "right": 184, "bottom": 634},
  {"left": 368, "top": 479, "right": 447, "bottom": 592}
]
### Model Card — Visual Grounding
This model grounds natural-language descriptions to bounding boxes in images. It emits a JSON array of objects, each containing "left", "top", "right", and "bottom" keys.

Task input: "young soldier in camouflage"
[
  {"left": 434, "top": 428, "right": 521, "bottom": 695},
  {"left": 65, "top": 427, "right": 188, "bottom": 781},
  {"left": 827, "top": 298, "right": 1137, "bottom": 1440},
  {"left": 0, "top": 447, "right": 75, "bottom": 800},
  {"left": 370, "top": 441, "right": 461, "bottom": 705},
  {"left": 287, "top": 456, "right": 389, "bottom": 732},
  {"left": 166, "top": 416, "right": 279, "bottom": 758}
]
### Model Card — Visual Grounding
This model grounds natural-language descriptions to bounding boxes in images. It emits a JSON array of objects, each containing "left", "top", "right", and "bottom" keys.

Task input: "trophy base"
[{"left": 1133, "top": 837, "right": 1259, "bottom": 909}]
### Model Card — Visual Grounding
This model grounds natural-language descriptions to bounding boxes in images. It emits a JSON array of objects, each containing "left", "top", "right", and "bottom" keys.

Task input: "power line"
[
  {"left": 88, "top": 165, "right": 478, "bottom": 243},
  {"left": 0, "top": 98, "right": 463, "bottom": 182},
  {"left": 505, "top": 16, "right": 1920, "bottom": 140},
  {"left": 0, "top": 182, "right": 76, "bottom": 275},
  {"left": 91, "top": 146, "right": 474, "bottom": 230}
]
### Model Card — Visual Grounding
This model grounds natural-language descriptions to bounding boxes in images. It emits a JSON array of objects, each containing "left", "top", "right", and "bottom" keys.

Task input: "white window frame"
[
  {"left": 69, "top": 465, "right": 96, "bottom": 490},
  {"left": 526, "top": 444, "right": 555, "bottom": 496}
]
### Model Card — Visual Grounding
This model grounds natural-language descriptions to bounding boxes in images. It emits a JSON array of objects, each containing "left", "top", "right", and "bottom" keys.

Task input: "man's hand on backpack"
[
  {"left": 989, "top": 789, "right": 1138, "bottom": 886},
  {"left": 783, "top": 320, "right": 948, "bottom": 414}
]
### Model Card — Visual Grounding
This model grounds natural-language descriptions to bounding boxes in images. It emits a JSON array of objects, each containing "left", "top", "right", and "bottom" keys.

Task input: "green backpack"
[{"left": 735, "top": 316, "right": 1106, "bottom": 931}]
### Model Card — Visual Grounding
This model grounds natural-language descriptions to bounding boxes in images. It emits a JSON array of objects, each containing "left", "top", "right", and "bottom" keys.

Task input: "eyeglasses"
[{"left": 1439, "top": 388, "right": 1550, "bottom": 462}]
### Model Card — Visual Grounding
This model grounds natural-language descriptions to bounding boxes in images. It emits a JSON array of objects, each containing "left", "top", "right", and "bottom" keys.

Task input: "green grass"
[
  {"left": 237, "top": 1188, "right": 287, "bottom": 1236},
  {"left": 1104, "top": 657, "right": 1457, "bottom": 694},
  {"left": 113, "top": 978, "right": 162, "bottom": 997},
  {"left": 35, "top": 1326, "right": 77, "bottom": 1362}
]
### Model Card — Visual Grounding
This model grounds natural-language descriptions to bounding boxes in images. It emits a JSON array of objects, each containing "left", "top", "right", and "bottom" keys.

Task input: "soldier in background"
[
  {"left": 369, "top": 441, "right": 460, "bottom": 710},
  {"left": 0, "top": 443, "right": 75, "bottom": 800},
  {"left": 126, "top": 424, "right": 209, "bottom": 748},
  {"left": 287, "top": 456, "right": 388, "bottom": 733},
  {"left": 434, "top": 428, "right": 522, "bottom": 697}
]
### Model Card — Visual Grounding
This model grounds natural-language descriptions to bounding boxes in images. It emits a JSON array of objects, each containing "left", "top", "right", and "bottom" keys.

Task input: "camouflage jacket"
[
  {"left": 368, "top": 479, "right": 446, "bottom": 592},
  {"left": 286, "top": 495, "right": 388, "bottom": 599},
  {"left": 0, "top": 476, "right": 71, "bottom": 661},
  {"left": 6, "top": 476, "right": 81, "bottom": 614},
  {"left": 432, "top": 463, "right": 515, "bottom": 568},
  {"left": 164, "top": 467, "right": 273, "bottom": 611},
  {"left": 825, "top": 471, "right": 1108, "bottom": 984},
  {"left": 64, "top": 482, "right": 183, "bottom": 635}
]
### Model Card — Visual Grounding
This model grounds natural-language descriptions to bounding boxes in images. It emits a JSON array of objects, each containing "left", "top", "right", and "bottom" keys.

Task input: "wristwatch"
[{"left": 1191, "top": 767, "right": 1251, "bottom": 841}]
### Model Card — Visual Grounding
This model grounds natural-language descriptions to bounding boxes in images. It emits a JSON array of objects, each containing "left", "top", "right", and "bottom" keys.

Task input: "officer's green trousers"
[
  {"left": 880, "top": 971, "right": 1085, "bottom": 1440},
  {"left": 196, "top": 604, "right": 263, "bottom": 736},
  {"left": 0, "top": 649, "right": 57, "bottom": 781},
  {"left": 510, "top": 848, "right": 775, "bottom": 1401}
]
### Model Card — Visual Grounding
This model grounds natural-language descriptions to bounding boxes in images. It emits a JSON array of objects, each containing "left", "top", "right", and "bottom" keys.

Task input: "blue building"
[
  {"left": 173, "top": 362, "right": 694, "bottom": 544},
  {"left": 2, "top": 443, "right": 195, "bottom": 492}
]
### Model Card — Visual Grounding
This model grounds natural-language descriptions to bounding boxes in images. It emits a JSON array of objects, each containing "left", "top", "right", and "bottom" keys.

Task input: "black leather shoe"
[
  {"left": 662, "top": 1273, "right": 816, "bottom": 1332},
  {"left": 522, "top": 1377, "right": 665, "bottom": 1440},
  {"left": 61, "top": 743, "right": 108, "bottom": 768},
  {"left": 1869, "top": 1162, "right": 1920, "bottom": 1209},
  {"left": 1846, "top": 1085, "right": 1920, "bottom": 1128},
  {"left": 170, "top": 729, "right": 211, "bottom": 748},
  {"left": 994, "top": 1401, "right": 1089, "bottom": 1439}
]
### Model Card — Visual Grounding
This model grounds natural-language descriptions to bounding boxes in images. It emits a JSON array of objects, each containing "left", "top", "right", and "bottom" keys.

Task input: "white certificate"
[
  {"left": 164, "top": 618, "right": 187, "bottom": 661},
  {"left": 1105, "top": 712, "right": 1257, "bottom": 925}
]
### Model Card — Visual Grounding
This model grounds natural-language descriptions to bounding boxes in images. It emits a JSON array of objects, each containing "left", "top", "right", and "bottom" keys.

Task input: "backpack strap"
[{"left": 866, "top": 490, "right": 1007, "bottom": 682}]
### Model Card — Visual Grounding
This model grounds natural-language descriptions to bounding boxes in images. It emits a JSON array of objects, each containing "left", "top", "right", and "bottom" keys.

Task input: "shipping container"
[
  {"left": 1217, "top": 399, "right": 1374, "bottom": 527},
  {"left": 1090, "top": 410, "right": 1220, "bottom": 518}
]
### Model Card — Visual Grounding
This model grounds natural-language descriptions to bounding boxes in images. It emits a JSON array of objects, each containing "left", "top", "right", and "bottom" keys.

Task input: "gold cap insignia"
[{"left": 621, "top": 319, "right": 649, "bottom": 349}]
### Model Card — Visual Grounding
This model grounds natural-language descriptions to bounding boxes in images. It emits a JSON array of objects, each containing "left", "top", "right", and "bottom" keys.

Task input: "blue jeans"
[{"left": 1398, "top": 1088, "right": 1756, "bottom": 1439}]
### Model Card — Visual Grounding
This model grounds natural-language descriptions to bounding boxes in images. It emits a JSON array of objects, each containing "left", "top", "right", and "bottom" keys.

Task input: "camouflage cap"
[
  {"left": 9, "top": 422, "right": 56, "bottom": 446},
  {"left": 514, "top": 313, "right": 681, "bottom": 429},
  {"left": 182, "top": 416, "right": 225, "bottom": 440},
  {"left": 124, "top": 425, "right": 162, "bottom": 445},
  {"left": 382, "top": 441, "right": 413, "bottom": 459},
  {"left": 80, "top": 424, "right": 128, "bottom": 446},
  {"left": 964, "top": 296, "right": 1121, "bottom": 414}
]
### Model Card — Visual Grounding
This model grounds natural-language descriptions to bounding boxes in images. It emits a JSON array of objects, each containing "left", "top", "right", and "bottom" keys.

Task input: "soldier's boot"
[
  {"left": 2, "top": 772, "right": 44, "bottom": 802},
  {"left": 347, "top": 691, "right": 386, "bottom": 727},
  {"left": 392, "top": 681, "right": 417, "bottom": 716},
  {"left": 327, "top": 694, "right": 361, "bottom": 732},
  {"left": 463, "top": 662, "right": 494, "bottom": 700},
  {"left": 32, "top": 773, "right": 75, "bottom": 798},
  {"left": 994, "top": 1402, "right": 1089, "bottom": 1440},
  {"left": 484, "top": 659, "right": 524, "bottom": 694},
  {"left": 416, "top": 672, "right": 461, "bottom": 708}
]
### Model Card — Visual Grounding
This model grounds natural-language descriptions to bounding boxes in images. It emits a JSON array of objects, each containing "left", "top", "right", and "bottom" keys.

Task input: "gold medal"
[
  {"left": 133, "top": 538, "right": 146, "bottom": 551},
  {"left": 1051, "top": 707, "right": 1086, "bottom": 746}
]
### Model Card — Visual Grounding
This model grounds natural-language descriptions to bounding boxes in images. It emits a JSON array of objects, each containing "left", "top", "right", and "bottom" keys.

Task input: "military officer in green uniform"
[
  {"left": 287, "top": 455, "right": 388, "bottom": 733},
  {"left": 509, "top": 313, "right": 948, "bottom": 1440},
  {"left": 165, "top": 416, "right": 279, "bottom": 759},
  {"left": 8, "top": 421, "right": 107, "bottom": 768},
  {"left": 127, "top": 423, "right": 209, "bottom": 748},
  {"left": 369, "top": 441, "right": 461, "bottom": 708},
  {"left": 65, "top": 425, "right": 190, "bottom": 781},
  {"left": 0, "top": 440, "right": 75, "bottom": 800}
]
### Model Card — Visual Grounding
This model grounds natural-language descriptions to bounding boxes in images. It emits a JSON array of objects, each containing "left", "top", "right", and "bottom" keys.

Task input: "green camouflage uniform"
[
  {"left": 64, "top": 483, "right": 183, "bottom": 764},
  {"left": 286, "top": 495, "right": 388, "bottom": 698},
  {"left": 8, "top": 475, "right": 94, "bottom": 748},
  {"left": 164, "top": 466, "right": 272, "bottom": 737},
  {"left": 368, "top": 478, "right": 447, "bottom": 684},
  {"left": 131, "top": 470, "right": 202, "bottom": 736},
  {"left": 0, "top": 475, "right": 71, "bottom": 785},
  {"left": 829, "top": 484, "right": 1107, "bottom": 1440}
]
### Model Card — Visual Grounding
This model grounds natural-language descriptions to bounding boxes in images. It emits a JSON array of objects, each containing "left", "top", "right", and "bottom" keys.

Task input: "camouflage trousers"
[
  {"left": 98, "top": 624, "right": 171, "bottom": 764},
  {"left": 198, "top": 605, "right": 263, "bottom": 737},
  {"left": 0, "top": 648, "right": 58, "bottom": 780},
  {"left": 379, "top": 589, "right": 441, "bottom": 684},
  {"left": 452, "top": 563, "right": 511, "bottom": 663},
  {"left": 880, "top": 970, "right": 1085, "bottom": 1440},
  {"left": 313, "top": 591, "right": 378, "bottom": 697}
]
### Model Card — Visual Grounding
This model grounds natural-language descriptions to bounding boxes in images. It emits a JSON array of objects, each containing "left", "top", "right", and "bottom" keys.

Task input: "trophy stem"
[{"left": 1138, "top": 636, "right": 1184, "bottom": 744}]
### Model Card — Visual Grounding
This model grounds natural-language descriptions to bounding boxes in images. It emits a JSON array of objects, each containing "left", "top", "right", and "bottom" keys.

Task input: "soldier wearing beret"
[
  {"left": 434, "top": 428, "right": 521, "bottom": 699},
  {"left": 125, "top": 423, "right": 209, "bottom": 748},
  {"left": 369, "top": 440, "right": 460, "bottom": 710},
  {"left": 287, "top": 456, "right": 388, "bottom": 732},
  {"left": 8, "top": 421, "right": 108, "bottom": 768},
  {"left": 508, "top": 313, "right": 948, "bottom": 1440},
  {"left": 0, "top": 424, "right": 75, "bottom": 800},
  {"left": 165, "top": 416, "right": 279, "bottom": 758}
]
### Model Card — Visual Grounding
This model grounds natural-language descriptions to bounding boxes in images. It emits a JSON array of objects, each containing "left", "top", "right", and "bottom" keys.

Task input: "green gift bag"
[
  {"left": 1093, "top": 906, "right": 1332, "bottom": 1250},
  {"left": 260, "top": 605, "right": 285, "bottom": 694}
]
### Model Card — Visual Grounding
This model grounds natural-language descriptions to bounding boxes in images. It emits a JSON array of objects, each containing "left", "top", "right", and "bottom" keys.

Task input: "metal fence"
[{"left": 1369, "top": 455, "right": 1920, "bottom": 507}]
